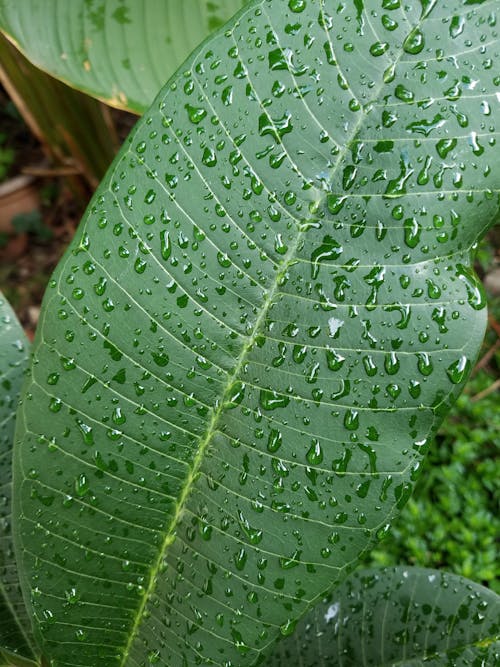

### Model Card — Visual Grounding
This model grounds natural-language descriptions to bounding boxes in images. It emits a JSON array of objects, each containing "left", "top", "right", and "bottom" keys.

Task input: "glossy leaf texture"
[
  {"left": 0, "top": 294, "right": 34, "bottom": 661},
  {"left": 265, "top": 566, "right": 500, "bottom": 666},
  {"left": 0, "top": 0, "right": 249, "bottom": 113},
  {"left": 13, "top": 0, "right": 500, "bottom": 665}
]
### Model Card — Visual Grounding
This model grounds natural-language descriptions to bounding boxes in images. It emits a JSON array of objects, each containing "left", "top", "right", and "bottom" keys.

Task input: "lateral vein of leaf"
[
  {"left": 188, "top": 56, "right": 307, "bottom": 229},
  {"left": 37, "top": 588, "right": 137, "bottom": 613},
  {"left": 372, "top": 90, "right": 500, "bottom": 109},
  {"left": 38, "top": 308, "right": 217, "bottom": 414},
  {"left": 142, "top": 134, "right": 280, "bottom": 272},
  {"left": 25, "top": 407, "right": 192, "bottom": 485},
  {"left": 183, "top": 492, "right": 369, "bottom": 538},
  {"left": 147, "top": 557, "right": 282, "bottom": 629},
  {"left": 20, "top": 546, "right": 145, "bottom": 592},
  {"left": 21, "top": 516, "right": 150, "bottom": 569},
  {"left": 21, "top": 477, "right": 160, "bottom": 535},
  {"left": 29, "top": 375, "right": 200, "bottom": 455},
  {"left": 87, "top": 218, "right": 249, "bottom": 338},
  {"left": 67, "top": 249, "right": 238, "bottom": 368},
  {"left": 203, "top": 446, "right": 410, "bottom": 480},
  {"left": 164, "top": 534, "right": 301, "bottom": 602},
  {"left": 47, "top": 288, "right": 228, "bottom": 401}
]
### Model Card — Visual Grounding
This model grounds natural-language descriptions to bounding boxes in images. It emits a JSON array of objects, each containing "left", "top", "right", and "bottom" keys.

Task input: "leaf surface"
[
  {"left": 0, "top": 0, "right": 249, "bottom": 113},
  {"left": 0, "top": 294, "right": 34, "bottom": 660},
  {"left": 265, "top": 566, "right": 500, "bottom": 666},
  {"left": 13, "top": 1, "right": 500, "bottom": 665}
]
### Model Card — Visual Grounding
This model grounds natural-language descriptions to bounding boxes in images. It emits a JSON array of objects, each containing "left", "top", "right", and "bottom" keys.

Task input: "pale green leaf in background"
[
  {"left": 11, "top": 0, "right": 500, "bottom": 665},
  {"left": 266, "top": 566, "right": 500, "bottom": 666},
  {"left": 0, "top": 0, "right": 250, "bottom": 114},
  {"left": 0, "top": 294, "right": 34, "bottom": 662}
]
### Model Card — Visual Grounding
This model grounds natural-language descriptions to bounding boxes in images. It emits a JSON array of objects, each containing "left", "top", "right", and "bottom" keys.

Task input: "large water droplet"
[
  {"left": 446, "top": 356, "right": 471, "bottom": 384},
  {"left": 403, "top": 27, "right": 425, "bottom": 54}
]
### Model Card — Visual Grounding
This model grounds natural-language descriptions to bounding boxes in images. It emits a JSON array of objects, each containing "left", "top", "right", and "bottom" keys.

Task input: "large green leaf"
[
  {"left": 266, "top": 566, "right": 500, "bottom": 665},
  {"left": 0, "top": 0, "right": 249, "bottom": 114},
  {"left": 13, "top": 0, "right": 500, "bottom": 665},
  {"left": 0, "top": 294, "right": 34, "bottom": 661}
]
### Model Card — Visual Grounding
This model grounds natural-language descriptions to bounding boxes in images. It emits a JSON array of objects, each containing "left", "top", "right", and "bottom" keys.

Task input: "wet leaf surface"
[
  {"left": 266, "top": 566, "right": 500, "bottom": 666},
  {"left": 0, "top": 293, "right": 34, "bottom": 660},
  {"left": 12, "top": 1, "right": 500, "bottom": 665}
]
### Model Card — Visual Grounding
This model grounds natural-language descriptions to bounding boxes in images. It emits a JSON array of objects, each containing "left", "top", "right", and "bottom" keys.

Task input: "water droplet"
[
  {"left": 260, "top": 389, "right": 290, "bottom": 410},
  {"left": 306, "top": 439, "right": 323, "bottom": 465},
  {"left": 449, "top": 15, "right": 465, "bottom": 38},
  {"left": 280, "top": 619, "right": 297, "bottom": 636},
  {"left": 344, "top": 409, "right": 359, "bottom": 431},
  {"left": 370, "top": 41, "right": 389, "bottom": 56},
  {"left": 202, "top": 147, "right": 217, "bottom": 167},
  {"left": 185, "top": 104, "right": 207, "bottom": 124},
  {"left": 151, "top": 351, "right": 169, "bottom": 367},
  {"left": 417, "top": 352, "right": 434, "bottom": 377},
  {"left": 436, "top": 138, "right": 457, "bottom": 159},
  {"left": 456, "top": 264, "right": 486, "bottom": 310},
  {"left": 447, "top": 356, "right": 471, "bottom": 384},
  {"left": 310, "top": 236, "right": 343, "bottom": 278},
  {"left": 274, "top": 233, "right": 288, "bottom": 255},
  {"left": 356, "top": 480, "right": 371, "bottom": 498},
  {"left": 395, "top": 84, "right": 414, "bottom": 103},
  {"left": 144, "top": 189, "right": 156, "bottom": 204},
  {"left": 403, "top": 27, "right": 425, "bottom": 54},
  {"left": 160, "top": 230, "right": 171, "bottom": 260},
  {"left": 76, "top": 420, "right": 94, "bottom": 446},
  {"left": 404, "top": 217, "right": 421, "bottom": 248},
  {"left": 384, "top": 352, "right": 400, "bottom": 375},
  {"left": 381, "top": 14, "right": 398, "bottom": 30},
  {"left": 267, "top": 429, "right": 283, "bottom": 454},
  {"left": 148, "top": 650, "right": 161, "bottom": 664},
  {"left": 75, "top": 473, "right": 89, "bottom": 497},
  {"left": 259, "top": 111, "right": 293, "bottom": 143},
  {"left": 234, "top": 547, "right": 247, "bottom": 571},
  {"left": 326, "top": 348, "right": 345, "bottom": 371},
  {"left": 226, "top": 381, "right": 246, "bottom": 408}
]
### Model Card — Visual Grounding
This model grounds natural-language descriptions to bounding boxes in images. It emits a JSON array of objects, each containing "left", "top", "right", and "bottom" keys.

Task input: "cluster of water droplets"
[
  {"left": 0, "top": 296, "right": 32, "bottom": 656},
  {"left": 265, "top": 565, "right": 499, "bottom": 665},
  {"left": 11, "top": 0, "right": 498, "bottom": 665}
]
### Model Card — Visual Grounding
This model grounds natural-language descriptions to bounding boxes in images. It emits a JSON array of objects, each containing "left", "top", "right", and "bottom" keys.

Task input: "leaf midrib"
[{"left": 117, "top": 1, "right": 432, "bottom": 662}]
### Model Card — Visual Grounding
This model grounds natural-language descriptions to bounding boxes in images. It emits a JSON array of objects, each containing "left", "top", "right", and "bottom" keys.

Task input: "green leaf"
[
  {"left": 265, "top": 566, "right": 500, "bottom": 666},
  {"left": 0, "top": 0, "right": 249, "bottom": 114},
  {"left": 13, "top": 0, "right": 500, "bottom": 665},
  {"left": 0, "top": 294, "right": 34, "bottom": 660},
  {"left": 0, "top": 646, "right": 38, "bottom": 667}
]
